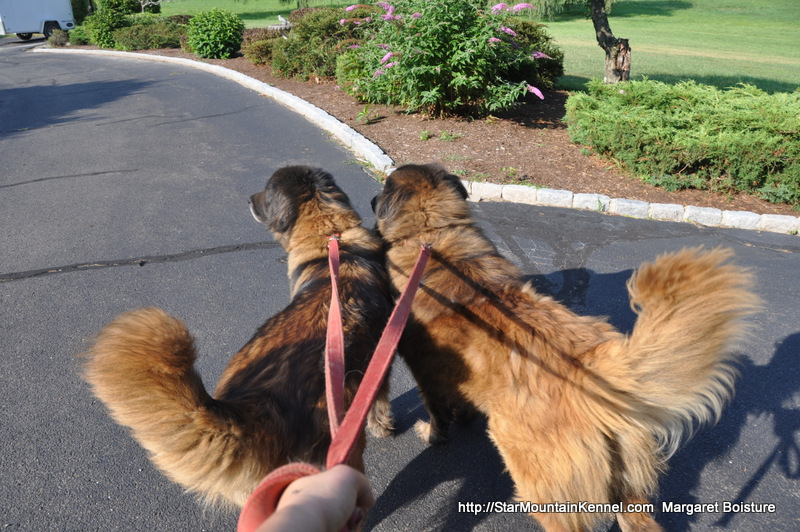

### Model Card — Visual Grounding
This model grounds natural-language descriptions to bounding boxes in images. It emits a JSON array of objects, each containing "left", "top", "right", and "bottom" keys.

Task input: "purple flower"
[
  {"left": 345, "top": 4, "right": 358, "bottom": 11},
  {"left": 532, "top": 51, "right": 551, "bottom": 60},
  {"left": 488, "top": 37, "right": 502, "bottom": 44},
  {"left": 411, "top": 12, "right": 422, "bottom": 19},
  {"left": 376, "top": 43, "right": 390, "bottom": 50},
  {"left": 499, "top": 26, "right": 517, "bottom": 37},
  {"left": 526, "top": 84, "right": 544, "bottom": 100},
  {"left": 348, "top": 44, "right": 360, "bottom": 49},
  {"left": 373, "top": 69, "right": 385, "bottom": 77},
  {"left": 382, "top": 14, "right": 402, "bottom": 21},
  {"left": 340, "top": 19, "right": 346, "bottom": 25},
  {"left": 377, "top": 2, "right": 394, "bottom": 15},
  {"left": 491, "top": 3, "right": 510, "bottom": 14},
  {"left": 381, "top": 51, "right": 397, "bottom": 64},
  {"left": 512, "top": 3, "right": 536, "bottom": 13},
  {"left": 385, "top": 61, "right": 398, "bottom": 69}
]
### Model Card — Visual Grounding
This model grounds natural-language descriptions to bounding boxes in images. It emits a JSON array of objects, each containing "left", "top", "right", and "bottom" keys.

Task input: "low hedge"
[{"left": 565, "top": 79, "right": 800, "bottom": 208}]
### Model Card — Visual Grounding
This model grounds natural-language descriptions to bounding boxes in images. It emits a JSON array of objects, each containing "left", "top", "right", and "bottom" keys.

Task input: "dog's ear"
[
  {"left": 251, "top": 168, "right": 305, "bottom": 234},
  {"left": 263, "top": 182, "right": 298, "bottom": 234}
]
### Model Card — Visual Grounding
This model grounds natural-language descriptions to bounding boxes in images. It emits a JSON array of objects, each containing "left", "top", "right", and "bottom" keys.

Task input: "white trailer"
[{"left": 0, "top": 0, "right": 76, "bottom": 40}]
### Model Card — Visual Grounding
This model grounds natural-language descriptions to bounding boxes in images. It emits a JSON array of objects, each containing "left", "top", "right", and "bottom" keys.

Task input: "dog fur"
[
  {"left": 82, "top": 166, "right": 394, "bottom": 508},
  {"left": 372, "top": 163, "right": 760, "bottom": 532}
]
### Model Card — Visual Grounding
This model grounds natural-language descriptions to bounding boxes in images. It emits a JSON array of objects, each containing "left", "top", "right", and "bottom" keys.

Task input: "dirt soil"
[{"left": 137, "top": 48, "right": 798, "bottom": 217}]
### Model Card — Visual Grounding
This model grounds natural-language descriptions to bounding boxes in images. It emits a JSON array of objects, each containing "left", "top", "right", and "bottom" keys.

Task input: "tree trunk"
[{"left": 591, "top": 0, "right": 630, "bottom": 84}]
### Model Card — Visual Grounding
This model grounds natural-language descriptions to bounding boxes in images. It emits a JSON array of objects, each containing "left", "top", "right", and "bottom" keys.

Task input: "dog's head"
[
  {"left": 250, "top": 166, "right": 361, "bottom": 246},
  {"left": 371, "top": 163, "right": 470, "bottom": 244}
]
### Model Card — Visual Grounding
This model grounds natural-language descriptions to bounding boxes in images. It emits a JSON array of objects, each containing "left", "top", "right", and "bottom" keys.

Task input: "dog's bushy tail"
[
  {"left": 597, "top": 247, "right": 760, "bottom": 457},
  {"left": 82, "top": 308, "right": 257, "bottom": 507}
]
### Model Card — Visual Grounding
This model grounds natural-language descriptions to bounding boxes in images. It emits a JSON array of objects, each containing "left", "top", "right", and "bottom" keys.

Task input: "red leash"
[{"left": 238, "top": 238, "right": 431, "bottom": 532}]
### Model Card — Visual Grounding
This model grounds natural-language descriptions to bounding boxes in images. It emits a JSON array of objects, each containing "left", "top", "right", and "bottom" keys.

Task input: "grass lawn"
[
  {"left": 536, "top": 0, "right": 800, "bottom": 92},
  {"left": 160, "top": 0, "right": 350, "bottom": 27},
  {"left": 163, "top": 0, "right": 798, "bottom": 93}
]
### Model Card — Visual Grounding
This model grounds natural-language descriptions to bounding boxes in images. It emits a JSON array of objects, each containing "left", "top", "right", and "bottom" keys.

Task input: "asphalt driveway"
[{"left": 1, "top": 41, "right": 798, "bottom": 531}]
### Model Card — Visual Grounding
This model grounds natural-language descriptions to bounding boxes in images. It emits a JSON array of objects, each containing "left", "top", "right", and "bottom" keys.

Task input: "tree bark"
[{"left": 591, "top": 0, "right": 630, "bottom": 84}]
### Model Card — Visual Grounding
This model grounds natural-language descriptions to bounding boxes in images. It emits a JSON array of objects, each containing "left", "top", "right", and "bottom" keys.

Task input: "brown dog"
[
  {"left": 372, "top": 163, "right": 760, "bottom": 532},
  {"left": 82, "top": 166, "right": 394, "bottom": 508}
]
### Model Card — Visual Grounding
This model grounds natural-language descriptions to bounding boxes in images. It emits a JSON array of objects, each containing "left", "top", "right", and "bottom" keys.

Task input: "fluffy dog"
[
  {"left": 82, "top": 166, "right": 394, "bottom": 508},
  {"left": 372, "top": 163, "right": 760, "bottom": 532}
]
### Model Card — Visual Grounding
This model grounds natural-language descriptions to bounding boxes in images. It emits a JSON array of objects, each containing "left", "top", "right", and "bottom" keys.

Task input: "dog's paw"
[
  {"left": 414, "top": 419, "right": 448, "bottom": 445},
  {"left": 367, "top": 400, "right": 394, "bottom": 438}
]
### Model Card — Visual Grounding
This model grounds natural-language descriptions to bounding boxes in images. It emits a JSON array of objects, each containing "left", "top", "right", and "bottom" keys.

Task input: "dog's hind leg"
[{"left": 367, "top": 379, "right": 394, "bottom": 438}]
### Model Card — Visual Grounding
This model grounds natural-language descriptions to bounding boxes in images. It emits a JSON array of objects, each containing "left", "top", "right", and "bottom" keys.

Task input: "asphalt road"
[{"left": 1, "top": 39, "right": 798, "bottom": 531}]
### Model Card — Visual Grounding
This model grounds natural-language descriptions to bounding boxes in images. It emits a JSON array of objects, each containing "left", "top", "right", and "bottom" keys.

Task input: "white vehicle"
[{"left": 0, "top": 0, "right": 76, "bottom": 40}]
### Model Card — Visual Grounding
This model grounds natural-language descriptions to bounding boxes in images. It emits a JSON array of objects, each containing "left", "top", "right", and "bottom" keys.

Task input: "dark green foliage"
[
  {"left": 71, "top": 0, "right": 90, "bottom": 25},
  {"left": 83, "top": 9, "right": 128, "bottom": 48},
  {"left": 166, "top": 14, "right": 193, "bottom": 26},
  {"left": 335, "top": 0, "right": 561, "bottom": 117},
  {"left": 69, "top": 25, "right": 90, "bottom": 45},
  {"left": 287, "top": 7, "right": 325, "bottom": 23},
  {"left": 112, "top": 19, "right": 185, "bottom": 50},
  {"left": 270, "top": 7, "right": 375, "bottom": 81},
  {"left": 502, "top": 18, "right": 564, "bottom": 89},
  {"left": 242, "top": 27, "right": 284, "bottom": 47},
  {"left": 186, "top": 9, "right": 245, "bottom": 59},
  {"left": 243, "top": 38, "right": 279, "bottom": 65},
  {"left": 565, "top": 79, "right": 800, "bottom": 208}
]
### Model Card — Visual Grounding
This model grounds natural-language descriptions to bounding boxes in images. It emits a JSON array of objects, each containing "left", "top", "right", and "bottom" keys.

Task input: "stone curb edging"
[
  {"left": 467, "top": 182, "right": 800, "bottom": 235},
  {"left": 35, "top": 47, "right": 799, "bottom": 236}
]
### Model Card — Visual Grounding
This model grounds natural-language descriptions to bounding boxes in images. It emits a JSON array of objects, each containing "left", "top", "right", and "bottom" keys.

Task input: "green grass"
[
  {"left": 534, "top": 0, "right": 800, "bottom": 93},
  {"left": 160, "top": 0, "right": 350, "bottom": 27}
]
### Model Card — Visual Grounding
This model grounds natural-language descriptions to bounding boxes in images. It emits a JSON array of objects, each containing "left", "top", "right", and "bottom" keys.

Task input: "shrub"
[
  {"left": 113, "top": 19, "right": 185, "bottom": 50},
  {"left": 336, "top": 1, "right": 559, "bottom": 116},
  {"left": 565, "top": 79, "right": 800, "bottom": 208},
  {"left": 186, "top": 9, "right": 245, "bottom": 59},
  {"left": 242, "top": 27, "right": 284, "bottom": 48},
  {"left": 69, "top": 25, "right": 90, "bottom": 45},
  {"left": 243, "top": 39, "right": 280, "bottom": 65},
  {"left": 83, "top": 9, "right": 128, "bottom": 48},
  {"left": 269, "top": 6, "right": 377, "bottom": 80},
  {"left": 47, "top": 29, "right": 69, "bottom": 47}
]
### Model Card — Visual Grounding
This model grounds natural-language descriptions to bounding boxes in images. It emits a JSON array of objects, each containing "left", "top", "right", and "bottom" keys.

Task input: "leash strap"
[
  {"left": 325, "top": 235, "right": 345, "bottom": 435},
  {"left": 237, "top": 241, "right": 431, "bottom": 532},
  {"left": 326, "top": 243, "right": 431, "bottom": 469}
]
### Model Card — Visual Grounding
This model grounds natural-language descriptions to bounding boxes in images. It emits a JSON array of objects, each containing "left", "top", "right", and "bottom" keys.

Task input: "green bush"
[
  {"left": 83, "top": 9, "right": 128, "bottom": 48},
  {"left": 69, "top": 25, "right": 90, "bottom": 45},
  {"left": 565, "top": 79, "right": 800, "bottom": 208},
  {"left": 335, "top": 0, "right": 559, "bottom": 116},
  {"left": 113, "top": 19, "right": 185, "bottom": 50},
  {"left": 243, "top": 39, "right": 280, "bottom": 65},
  {"left": 269, "top": 6, "right": 376, "bottom": 80},
  {"left": 186, "top": 9, "right": 245, "bottom": 59}
]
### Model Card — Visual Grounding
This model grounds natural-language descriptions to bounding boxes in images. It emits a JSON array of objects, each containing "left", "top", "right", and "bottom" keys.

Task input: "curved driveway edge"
[{"left": 35, "top": 47, "right": 800, "bottom": 236}]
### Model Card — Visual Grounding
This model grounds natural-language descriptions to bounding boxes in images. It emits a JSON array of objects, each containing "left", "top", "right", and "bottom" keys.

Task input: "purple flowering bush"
[{"left": 335, "top": 0, "right": 563, "bottom": 116}]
